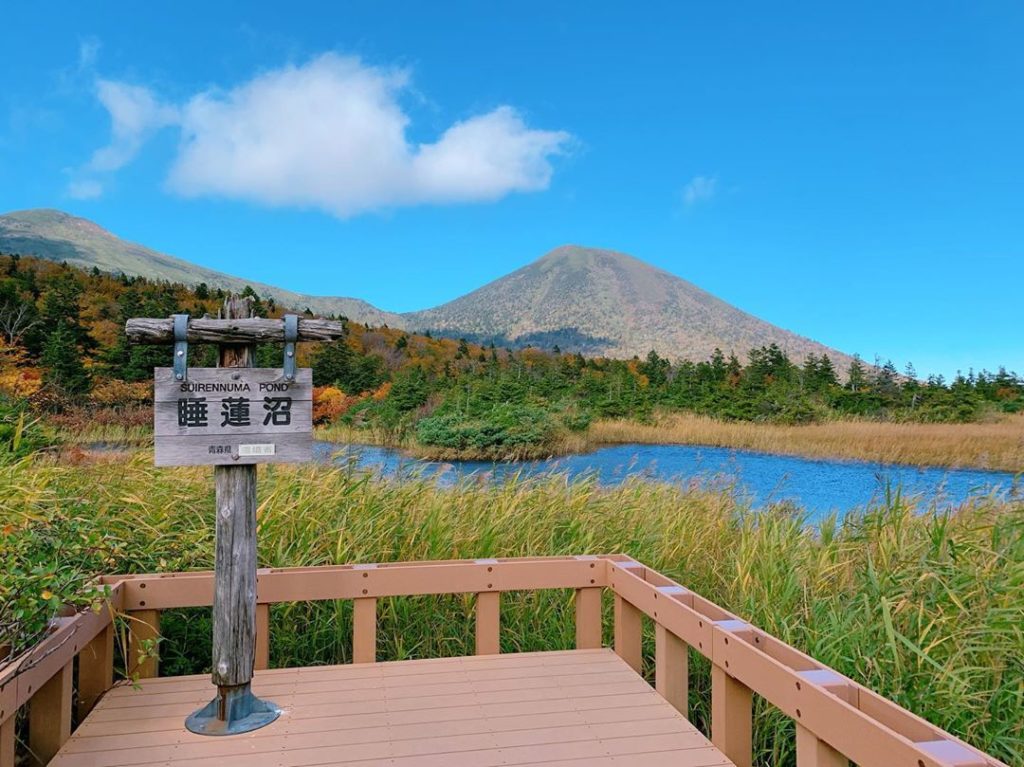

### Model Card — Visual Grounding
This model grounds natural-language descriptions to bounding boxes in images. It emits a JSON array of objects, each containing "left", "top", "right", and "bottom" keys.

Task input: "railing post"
[
  {"left": 28, "top": 661, "right": 72, "bottom": 766},
  {"left": 574, "top": 587, "right": 602, "bottom": 649},
  {"left": 1, "top": 717, "right": 15, "bottom": 767},
  {"left": 352, "top": 598, "right": 377, "bottom": 663},
  {"left": 613, "top": 594, "right": 643, "bottom": 673},
  {"left": 78, "top": 622, "right": 114, "bottom": 718},
  {"left": 128, "top": 609, "right": 160, "bottom": 678},
  {"left": 796, "top": 723, "right": 848, "bottom": 766},
  {"left": 655, "top": 623, "right": 689, "bottom": 716},
  {"left": 475, "top": 592, "right": 501, "bottom": 655},
  {"left": 254, "top": 604, "right": 270, "bottom": 671},
  {"left": 711, "top": 663, "right": 753, "bottom": 767}
]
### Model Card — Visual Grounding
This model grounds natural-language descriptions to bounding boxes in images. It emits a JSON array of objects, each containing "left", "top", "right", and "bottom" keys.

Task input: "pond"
[{"left": 313, "top": 441, "right": 1020, "bottom": 522}]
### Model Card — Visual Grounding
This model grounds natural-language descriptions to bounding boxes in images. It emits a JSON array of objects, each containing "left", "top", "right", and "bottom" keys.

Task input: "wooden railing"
[{"left": 0, "top": 555, "right": 1007, "bottom": 767}]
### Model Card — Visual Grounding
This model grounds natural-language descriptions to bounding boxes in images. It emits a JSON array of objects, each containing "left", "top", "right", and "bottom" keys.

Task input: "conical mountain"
[{"left": 406, "top": 245, "right": 854, "bottom": 365}]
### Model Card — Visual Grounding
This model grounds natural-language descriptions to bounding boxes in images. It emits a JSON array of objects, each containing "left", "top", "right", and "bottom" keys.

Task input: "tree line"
[{"left": 1, "top": 253, "right": 1021, "bottom": 457}]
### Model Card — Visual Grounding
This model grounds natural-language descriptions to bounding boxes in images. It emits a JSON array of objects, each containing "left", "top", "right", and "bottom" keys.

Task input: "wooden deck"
[{"left": 51, "top": 649, "right": 733, "bottom": 767}]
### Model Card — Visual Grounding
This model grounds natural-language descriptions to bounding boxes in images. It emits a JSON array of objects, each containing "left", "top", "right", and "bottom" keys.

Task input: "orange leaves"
[
  {"left": 0, "top": 341, "right": 42, "bottom": 397},
  {"left": 313, "top": 386, "right": 356, "bottom": 424},
  {"left": 90, "top": 378, "right": 152, "bottom": 406}
]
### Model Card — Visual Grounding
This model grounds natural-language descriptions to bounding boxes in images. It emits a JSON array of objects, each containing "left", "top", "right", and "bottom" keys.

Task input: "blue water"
[{"left": 313, "top": 442, "right": 1020, "bottom": 521}]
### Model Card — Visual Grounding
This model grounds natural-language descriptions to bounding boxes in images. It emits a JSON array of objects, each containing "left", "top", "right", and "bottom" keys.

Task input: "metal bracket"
[
  {"left": 185, "top": 683, "right": 280, "bottom": 736},
  {"left": 283, "top": 314, "right": 298, "bottom": 381},
  {"left": 172, "top": 314, "right": 189, "bottom": 381}
]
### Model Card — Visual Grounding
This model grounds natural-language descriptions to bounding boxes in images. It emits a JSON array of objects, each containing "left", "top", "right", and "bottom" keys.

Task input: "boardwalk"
[
  {"left": 51, "top": 649, "right": 732, "bottom": 767},
  {"left": 4, "top": 556, "right": 1005, "bottom": 767}
]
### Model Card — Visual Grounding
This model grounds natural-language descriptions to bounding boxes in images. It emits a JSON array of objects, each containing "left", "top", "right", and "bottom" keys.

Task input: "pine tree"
[
  {"left": 41, "top": 322, "right": 90, "bottom": 395},
  {"left": 846, "top": 355, "right": 867, "bottom": 392}
]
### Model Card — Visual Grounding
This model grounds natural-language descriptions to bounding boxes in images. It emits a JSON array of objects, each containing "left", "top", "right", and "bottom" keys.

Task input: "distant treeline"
[{"left": 1, "top": 253, "right": 1021, "bottom": 458}]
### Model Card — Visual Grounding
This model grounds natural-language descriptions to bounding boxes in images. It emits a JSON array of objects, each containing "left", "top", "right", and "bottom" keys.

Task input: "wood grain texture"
[
  {"left": 126, "top": 317, "right": 344, "bottom": 344},
  {"left": 211, "top": 295, "right": 258, "bottom": 689},
  {"left": 212, "top": 456, "right": 257, "bottom": 686},
  {"left": 50, "top": 649, "right": 735, "bottom": 767},
  {"left": 154, "top": 400, "right": 312, "bottom": 436},
  {"left": 155, "top": 433, "right": 312, "bottom": 467},
  {"left": 153, "top": 367, "right": 313, "bottom": 401}
]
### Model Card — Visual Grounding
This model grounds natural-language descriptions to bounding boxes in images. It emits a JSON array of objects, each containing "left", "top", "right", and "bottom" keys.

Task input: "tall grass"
[
  {"left": 1, "top": 455, "right": 1021, "bottom": 764},
  {"left": 591, "top": 412, "right": 1024, "bottom": 471}
]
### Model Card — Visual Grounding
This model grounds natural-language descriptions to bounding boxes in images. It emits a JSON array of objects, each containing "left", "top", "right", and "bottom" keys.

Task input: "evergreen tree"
[
  {"left": 847, "top": 355, "right": 867, "bottom": 392},
  {"left": 41, "top": 322, "right": 90, "bottom": 395}
]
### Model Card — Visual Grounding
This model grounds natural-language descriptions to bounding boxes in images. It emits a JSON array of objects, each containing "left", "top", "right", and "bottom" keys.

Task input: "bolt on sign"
[{"left": 154, "top": 367, "right": 312, "bottom": 466}]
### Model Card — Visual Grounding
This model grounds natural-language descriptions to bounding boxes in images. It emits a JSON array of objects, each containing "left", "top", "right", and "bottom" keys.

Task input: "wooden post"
[
  {"left": 796, "top": 724, "right": 848, "bottom": 767},
  {"left": 711, "top": 663, "right": 753, "bottom": 767},
  {"left": 655, "top": 623, "right": 689, "bottom": 716},
  {"left": 78, "top": 622, "right": 114, "bottom": 717},
  {"left": 128, "top": 609, "right": 160, "bottom": 678},
  {"left": 254, "top": 604, "right": 270, "bottom": 671},
  {"left": 0, "top": 717, "right": 14, "bottom": 767},
  {"left": 613, "top": 594, "right": 643, "bottom": 673},
  {"left": 212, "top": 296, "right": 258, "bottom": 696},
  {"left": 127, "top": 304, "right": 343, "bottom": 734},
  {"left": 575, "top": 587, "right": 602, "bottom": 649},
  {"left": 352, "top": 597, "right": 377, "bottom": 664},
  {"left": 475, "top": 592, "right": 500, "bottom": 655},
  {"left": 28, "top": 661, "right": 72, "bottom": 766}
]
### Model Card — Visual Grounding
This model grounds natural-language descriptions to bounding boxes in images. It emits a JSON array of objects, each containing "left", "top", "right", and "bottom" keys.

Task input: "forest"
[{"left": 1, "top": 252, "right": 1022, "bottom": 459}]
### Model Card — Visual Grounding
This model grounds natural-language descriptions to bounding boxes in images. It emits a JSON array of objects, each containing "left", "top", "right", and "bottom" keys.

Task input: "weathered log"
[
  {"left": 125, "top": 317, "right": 345, "bottom": 345},
  {"left": 211, "top": 296, "right": 258, "bottom": 690}
]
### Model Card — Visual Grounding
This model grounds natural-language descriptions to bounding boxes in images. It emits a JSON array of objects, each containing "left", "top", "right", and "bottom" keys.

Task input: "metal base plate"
[{"left": 185, "top": 685, "right": 280, "bottom": 736}]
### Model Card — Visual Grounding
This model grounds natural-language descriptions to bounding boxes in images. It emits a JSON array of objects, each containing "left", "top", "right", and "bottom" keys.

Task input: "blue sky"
[{"left": 1, "top": 2, "right": 1021, "bottom": 378}]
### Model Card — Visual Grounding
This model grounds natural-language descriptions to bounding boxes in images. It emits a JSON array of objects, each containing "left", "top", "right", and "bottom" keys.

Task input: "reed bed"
[
  {"left": 1, "top": 455, "right": 1021, "bottom": 764},
  {"left": 591, "top": 412, "right": 1024, "bottom": 471}
]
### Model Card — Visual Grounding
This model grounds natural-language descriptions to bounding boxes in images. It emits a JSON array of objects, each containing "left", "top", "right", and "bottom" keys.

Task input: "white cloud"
[
  {"left": 88, "top": 80, "right": 178, "bottom": 172},
  {"left": 164, "top": 54, "right": 570, "bottom": 216},
  {"left": 682, "top": 175, "right": 718, "bottom": 207},
  {"left": 66, "top": 179, "right": 103, "bottom": 199}
]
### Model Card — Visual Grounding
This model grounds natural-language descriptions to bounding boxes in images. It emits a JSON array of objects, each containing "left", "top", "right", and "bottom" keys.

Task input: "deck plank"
[{"left": 52, "top": 649, "right": 734, "bottom": 767}]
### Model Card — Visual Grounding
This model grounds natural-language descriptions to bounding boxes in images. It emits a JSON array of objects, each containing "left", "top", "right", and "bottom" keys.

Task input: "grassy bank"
[
  {"left": 591, "top": 412, "right": 1024, "bottom": 471},
  {"left": 1, "top": 454, "right": 1021, "bottom": 763},
  {"left": 318, "top": 413, "right": 1024, "bottom": 471}
]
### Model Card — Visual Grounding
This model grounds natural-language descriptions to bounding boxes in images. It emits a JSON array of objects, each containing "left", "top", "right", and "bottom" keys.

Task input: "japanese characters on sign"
[{"left": 153, "top": 368, "right": 312, "bottom": 466}]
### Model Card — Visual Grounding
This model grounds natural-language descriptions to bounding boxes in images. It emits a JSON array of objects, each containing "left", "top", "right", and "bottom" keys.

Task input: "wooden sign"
[{"left": 154, "top": 367, "right": 313, "bottom": 466}]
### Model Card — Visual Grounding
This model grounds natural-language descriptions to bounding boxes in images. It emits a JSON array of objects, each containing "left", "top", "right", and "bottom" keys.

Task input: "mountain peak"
[
  {"left": 408, "top": 244, "right": 853, "bottom": 366},
  {"left": 0, "top": 208, "right": 854, "bottom": 367}
]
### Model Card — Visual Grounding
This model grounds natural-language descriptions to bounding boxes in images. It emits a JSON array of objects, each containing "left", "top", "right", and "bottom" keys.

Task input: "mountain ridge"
[
  {"left": 0, "top": 208, "right": 855, "bottom": 367},
  {"left": 0, "top": 209, "right": 403, "bottom": 325}
]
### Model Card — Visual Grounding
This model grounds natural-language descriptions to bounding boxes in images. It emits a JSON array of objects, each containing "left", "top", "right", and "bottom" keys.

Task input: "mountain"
[
  {"left": 406, "top": 245, "right": 857, "bottom": 367},
  {"left": 0, "top": 209, "right": 855, "bottom": 367},
  {"left": 0, "top": 209, "right": 402, "bottom": 325}
]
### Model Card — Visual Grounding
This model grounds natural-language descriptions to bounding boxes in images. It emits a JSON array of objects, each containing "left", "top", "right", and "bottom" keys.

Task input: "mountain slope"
[
  {"left": 406, "top": 245, "right": 856, "bottom": 366},
  {"left": 0, "top": 209, "right": 402, "bottom": 325},
  {"left": 0, "top": 209, "right": 855, "bottom": 366}
]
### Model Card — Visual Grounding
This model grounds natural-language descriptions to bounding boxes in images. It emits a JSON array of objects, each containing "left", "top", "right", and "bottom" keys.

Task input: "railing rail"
[{"left": 0, "top": 556, "right": 1007, "bottom": 767}]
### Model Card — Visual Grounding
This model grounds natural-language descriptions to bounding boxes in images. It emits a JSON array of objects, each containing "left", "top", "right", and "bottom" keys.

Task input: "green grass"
[{"left": 1, "top": 454, "right": 1021, "bottom": 764}]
